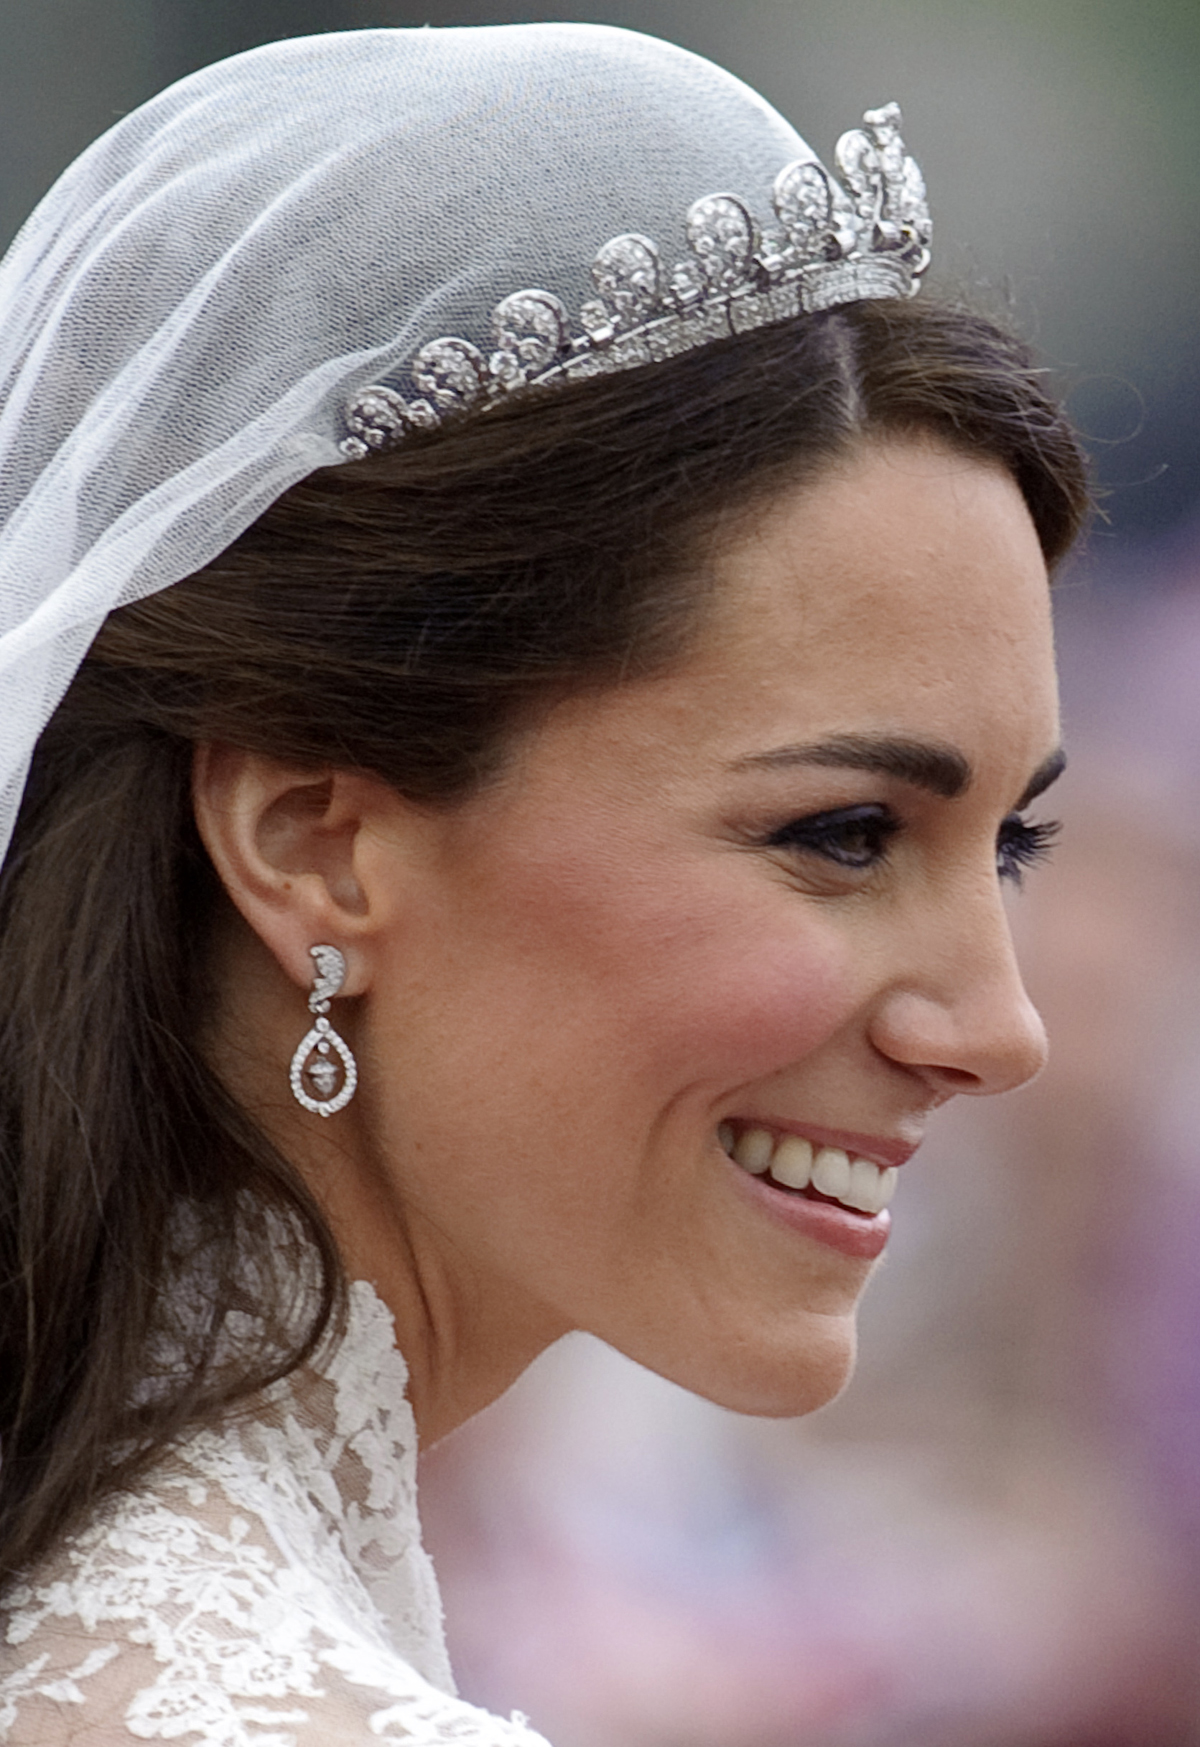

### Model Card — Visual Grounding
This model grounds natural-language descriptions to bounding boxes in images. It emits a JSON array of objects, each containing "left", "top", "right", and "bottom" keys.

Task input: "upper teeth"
[{"left": 717, "top": 1123, "right": 898, "bottom": 1216}]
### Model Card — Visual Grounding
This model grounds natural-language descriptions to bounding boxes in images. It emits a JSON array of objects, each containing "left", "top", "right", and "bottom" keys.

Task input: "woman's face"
[{"left": 350, "top": 435, "right": 1061, "bottom": 1421}]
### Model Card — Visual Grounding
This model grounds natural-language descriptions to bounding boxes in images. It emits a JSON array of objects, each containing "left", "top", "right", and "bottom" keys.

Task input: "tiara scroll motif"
[{"left": 340, "top": 102, "right": 930, "bottom": 459}]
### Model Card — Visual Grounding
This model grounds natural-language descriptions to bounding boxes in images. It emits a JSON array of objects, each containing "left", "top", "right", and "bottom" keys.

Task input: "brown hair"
[{"left": 0, "top": 299, "right": 1089, "bottom": 1586}]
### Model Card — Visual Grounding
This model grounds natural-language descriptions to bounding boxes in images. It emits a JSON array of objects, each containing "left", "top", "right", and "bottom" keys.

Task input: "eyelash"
[
  {"left": 766, "top": 804, "right": 900, "bottom": 868},
  {"left": 995, "top": 813, "right": 1060, "bottom": 886},
  {"left": 765, "top": 804, "right": 1060, "bottom": 885}
]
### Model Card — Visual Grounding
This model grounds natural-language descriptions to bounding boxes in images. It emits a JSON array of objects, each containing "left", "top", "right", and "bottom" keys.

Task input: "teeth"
[
  {"left": 811, "top": 1147, "right": 852, "bottom": 1201},
  {"left": 724, "top": 1124, "right": 899, "bottom": 1215},
  {"left": 844, "top": 1155, "right": 884, "bottom": 1212},
  {"left": 845, "top": 1155, "right": 878, "bottom": 1211},
  {"left": 771, "top": 1135, "right": 813, "bottom": 1189},
  {"left": 732, "top": 1126, "right": 773, "bottom": 1174}
]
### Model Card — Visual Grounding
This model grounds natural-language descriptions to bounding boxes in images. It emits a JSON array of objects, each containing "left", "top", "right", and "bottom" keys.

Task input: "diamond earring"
[{"left": 288, "top": 944, "right": 358, "bottom": 1117}]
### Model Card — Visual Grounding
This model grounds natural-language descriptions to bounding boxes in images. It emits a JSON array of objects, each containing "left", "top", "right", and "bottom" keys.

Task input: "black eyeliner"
[{"left": 766, "top": 803, "right": 902, "bottom": 870}]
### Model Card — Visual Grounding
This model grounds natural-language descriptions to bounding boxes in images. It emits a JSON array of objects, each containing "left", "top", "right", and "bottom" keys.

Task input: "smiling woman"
[
  {"left": 0, "top": 23, "right": 1086, "bottom": 1747},
  {"left": 192, "top": 435, "right": 1062, "bottom": 1434}
]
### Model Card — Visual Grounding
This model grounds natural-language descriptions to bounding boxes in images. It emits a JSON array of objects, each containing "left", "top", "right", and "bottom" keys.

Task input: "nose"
[{"left": 867, "top": 884, "right": 1049, "bottom": 1099}]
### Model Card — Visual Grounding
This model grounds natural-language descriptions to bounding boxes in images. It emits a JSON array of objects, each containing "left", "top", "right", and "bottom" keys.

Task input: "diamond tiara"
[{"left": 340, "top": 102, "right": 930, "bottom": 458}]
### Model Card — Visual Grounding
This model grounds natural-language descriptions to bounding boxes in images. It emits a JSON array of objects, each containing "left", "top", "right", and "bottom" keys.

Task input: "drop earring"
[{"left": 288, "top": 944, "right": 358, "bottom": 1117}]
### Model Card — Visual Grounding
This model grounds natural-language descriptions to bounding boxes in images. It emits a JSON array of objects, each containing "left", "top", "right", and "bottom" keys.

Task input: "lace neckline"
[
  {"left": 246, "top": 1278, "right": 454, "bottom": 1684},
  {"left": 0, "top": 1279, "right": 561, "bottom": 1743},
  {"left": 183, "top": 1275, "right": 455, "bottom": 1691}
]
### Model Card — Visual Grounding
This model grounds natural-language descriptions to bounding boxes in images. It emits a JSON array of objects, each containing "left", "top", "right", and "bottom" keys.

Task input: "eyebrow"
[
  {"left": 731, "top": 733, "right": 1067, "bottom": 808},
  {"left": 1015, "top": 746, "right": 1067, "bottom": 810}
]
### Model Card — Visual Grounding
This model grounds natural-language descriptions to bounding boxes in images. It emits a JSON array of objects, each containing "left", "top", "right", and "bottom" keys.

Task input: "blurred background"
[{"left": 5, "top": 1, "right": 1200, "bottom": 1740}]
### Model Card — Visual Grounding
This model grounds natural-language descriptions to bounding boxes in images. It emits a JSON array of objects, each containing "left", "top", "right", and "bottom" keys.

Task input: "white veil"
[{"left": 0, "top": 23, "right": 866, "bottom": 864}]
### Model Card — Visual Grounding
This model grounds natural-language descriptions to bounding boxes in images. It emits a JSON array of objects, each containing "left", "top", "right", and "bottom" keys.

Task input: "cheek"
[
  {"left": 382, "top": 822, "right": 864, "bottom": 1132},
  {"left": 472, "top": 834, "right": 863, "bottom": 1097},
  {"left": 626, "top": 904, "right": 860, "bottom": 1090}
]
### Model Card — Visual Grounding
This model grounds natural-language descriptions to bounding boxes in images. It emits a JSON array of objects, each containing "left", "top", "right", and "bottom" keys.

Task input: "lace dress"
[{"left": 0, "top": 1281, "right": 551, "bottom": 1746}]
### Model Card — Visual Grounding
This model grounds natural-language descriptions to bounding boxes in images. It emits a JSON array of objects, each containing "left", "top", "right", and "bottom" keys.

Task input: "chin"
[{"left": 644, "top": 1315, "right": 859, "bottom": 1420}]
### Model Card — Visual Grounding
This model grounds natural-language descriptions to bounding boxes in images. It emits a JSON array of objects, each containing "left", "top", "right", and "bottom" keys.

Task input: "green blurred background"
[{"left": 3, "top": 0, "right": 1198, "bottom": 544}]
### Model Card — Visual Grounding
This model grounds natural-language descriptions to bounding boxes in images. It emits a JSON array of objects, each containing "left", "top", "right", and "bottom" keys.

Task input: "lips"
[{"left": 718, "top": 1121, "right": 899, "bottom": 1217}]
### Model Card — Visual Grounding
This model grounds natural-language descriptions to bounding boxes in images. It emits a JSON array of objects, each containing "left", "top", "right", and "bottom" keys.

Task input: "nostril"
[
  {"left": 929, "top": 1064, "right": 986, "bottom": 1093},
  {"left": 870, "top": 972, "right": 1048, "bottom": 1098}
]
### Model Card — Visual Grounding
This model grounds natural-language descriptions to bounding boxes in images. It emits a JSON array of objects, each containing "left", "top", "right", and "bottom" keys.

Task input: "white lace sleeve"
[
  {"left": 1, "top": 1499, "right": 550, "bottom": 1745},
  {"left": 0, "top": 1283, "right": 554, "bottom": 1747}
]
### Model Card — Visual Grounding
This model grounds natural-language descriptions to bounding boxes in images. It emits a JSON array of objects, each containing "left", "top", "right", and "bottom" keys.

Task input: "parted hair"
[{"left": 0, "top": 299, "right": 1089, "bottom": 1588}]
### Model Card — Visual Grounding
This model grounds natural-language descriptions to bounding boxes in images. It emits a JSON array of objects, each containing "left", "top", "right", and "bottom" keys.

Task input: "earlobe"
[{"left": 192, "top": 743, "right": 377, "bottom": 995}]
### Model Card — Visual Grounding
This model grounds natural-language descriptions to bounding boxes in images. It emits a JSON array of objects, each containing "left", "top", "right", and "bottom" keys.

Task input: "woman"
[{"left": 0, "top": 21, "right": 1086, "bottom": 1745}]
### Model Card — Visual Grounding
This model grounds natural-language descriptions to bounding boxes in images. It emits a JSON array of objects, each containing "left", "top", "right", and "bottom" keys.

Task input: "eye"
[
  {"left": 996, "top": 813, "right": 1059, "bottom": 886},
  {"left": 766, "top": 803, "right": 901, "bottom": 869}
]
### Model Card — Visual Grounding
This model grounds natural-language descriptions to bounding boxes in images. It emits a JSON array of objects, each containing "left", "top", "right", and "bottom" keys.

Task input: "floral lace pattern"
[{"left": 0, "top": 1281, "right": 552, "bottom": 1746}]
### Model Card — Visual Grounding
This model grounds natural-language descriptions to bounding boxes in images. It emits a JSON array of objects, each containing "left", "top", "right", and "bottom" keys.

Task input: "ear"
[{"left": 192, "top": 743, "right": 416, "bottom": 996}]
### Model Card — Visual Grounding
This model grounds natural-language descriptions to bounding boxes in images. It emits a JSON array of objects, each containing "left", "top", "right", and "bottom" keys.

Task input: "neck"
[{"left": 202, "top": 906, "right": 565, "bottom": 1445}]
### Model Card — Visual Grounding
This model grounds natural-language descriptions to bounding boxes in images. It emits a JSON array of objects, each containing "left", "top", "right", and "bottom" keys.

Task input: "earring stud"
[{"left": 288, "top": 944, "right": 358, "bottom": 1117}]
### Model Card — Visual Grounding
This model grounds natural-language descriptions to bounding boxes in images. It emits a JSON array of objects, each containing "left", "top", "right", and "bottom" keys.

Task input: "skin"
[{"left": 195, "top": 434, "right": 1062, "bottom": 1445}]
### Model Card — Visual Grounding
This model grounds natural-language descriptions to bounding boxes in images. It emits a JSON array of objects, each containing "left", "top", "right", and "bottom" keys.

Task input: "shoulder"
[
  {"left": 1, "top": 1459, "right": 552, "bottom": 1747},
  {"left": 2, "top": 1617, "right": 552, "bottom": 1746},
  {"left": 3, "top": 1630, "right": 553, "bottom": 1745}
]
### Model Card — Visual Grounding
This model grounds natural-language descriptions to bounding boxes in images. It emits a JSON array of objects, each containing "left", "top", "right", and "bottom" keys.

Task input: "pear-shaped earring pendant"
[{"left": 289, "top": 944, "right": 358, "bottom": 1117}]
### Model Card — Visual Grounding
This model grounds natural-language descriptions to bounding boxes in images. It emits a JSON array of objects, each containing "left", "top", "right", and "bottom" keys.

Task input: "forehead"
[
  {"left": 492, "top": 435, "right": 1059, "bottom": 816},
  {"left": 678, "top": 436, "right": 1058, "bottom": 746}
]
